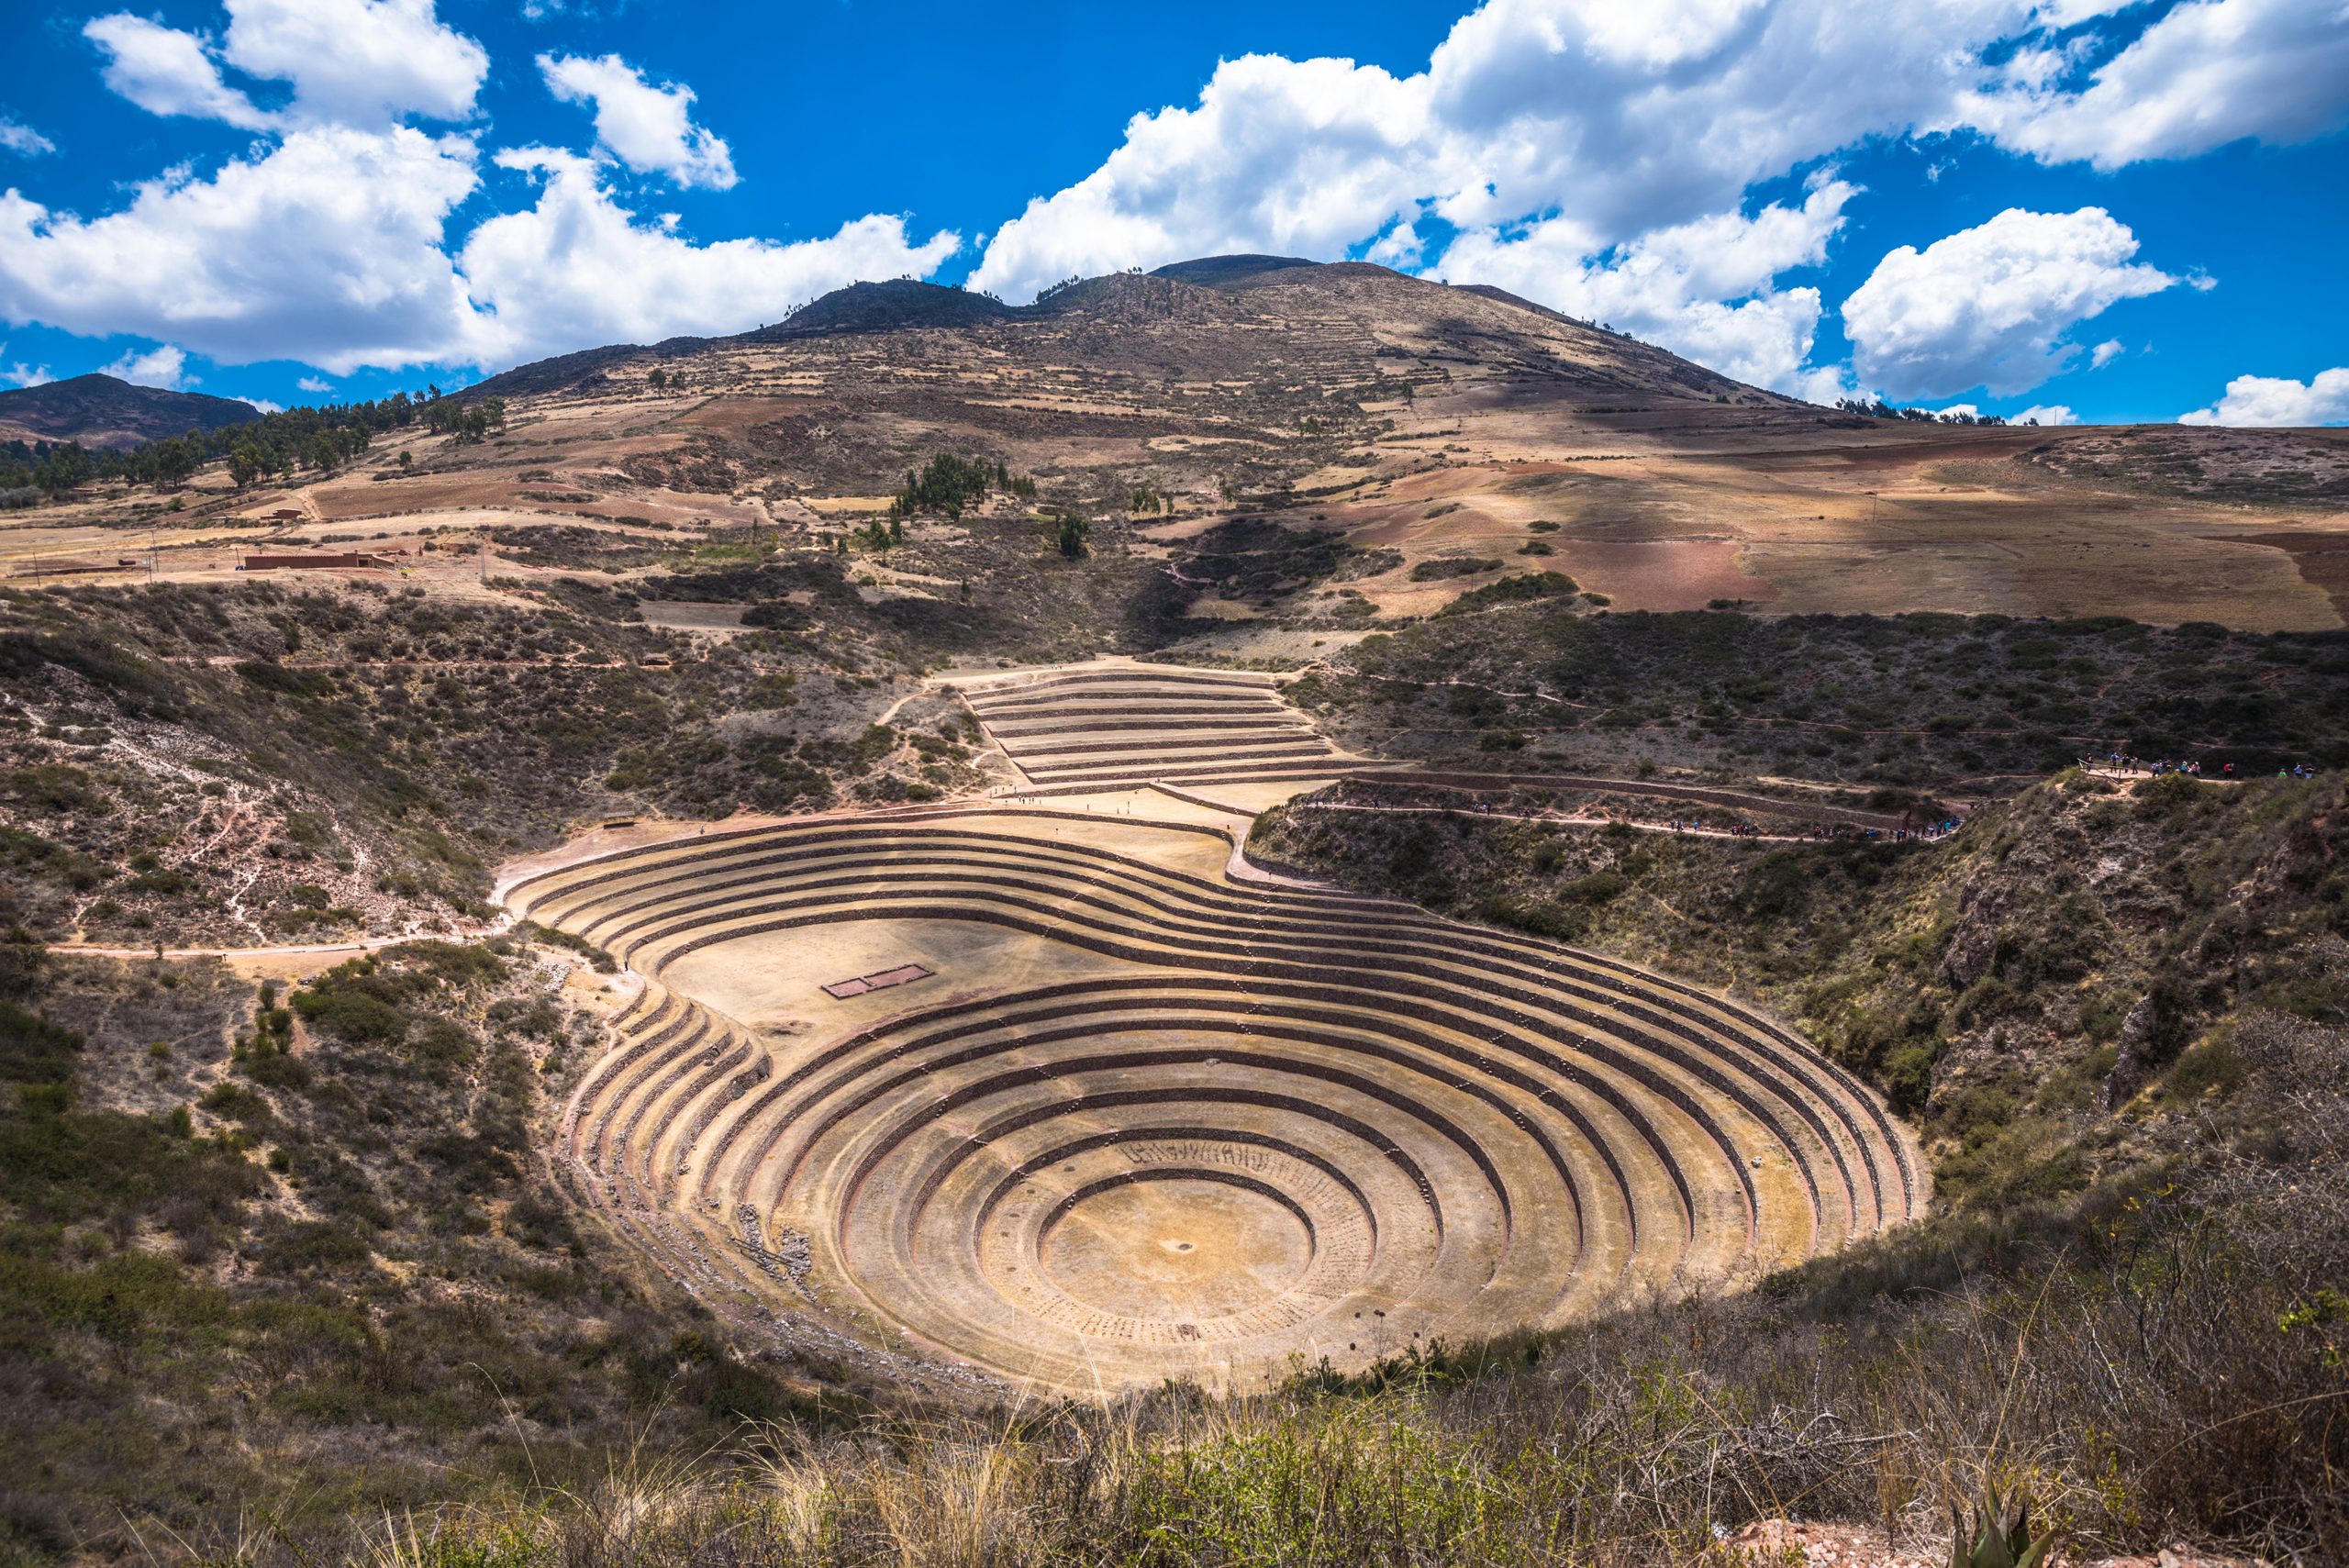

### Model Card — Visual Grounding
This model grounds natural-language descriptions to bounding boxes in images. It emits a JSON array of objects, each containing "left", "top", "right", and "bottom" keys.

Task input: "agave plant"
[{"left": 1951, "top": 1486, "right": 2056, "bottom": 1568}]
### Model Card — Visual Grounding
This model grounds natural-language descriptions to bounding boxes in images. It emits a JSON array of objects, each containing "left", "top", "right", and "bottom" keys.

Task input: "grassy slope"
[
  {"left": 0, "top": 936, "right": 874, "bottom": 1563},
  {"left": 1287, "top": 604, "right": 2349, "bottom": 789},
  {"left": 0, "top": 525, "right": 1153, "bottom": 947},
  {"left": 1253, "top": 771, "right": 2349, "bottom": 1203}
]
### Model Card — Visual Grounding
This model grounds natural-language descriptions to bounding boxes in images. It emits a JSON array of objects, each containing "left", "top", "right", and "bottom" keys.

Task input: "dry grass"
[{"left": 217, "top": 1056, "right": 2349, "bottom": 1566}]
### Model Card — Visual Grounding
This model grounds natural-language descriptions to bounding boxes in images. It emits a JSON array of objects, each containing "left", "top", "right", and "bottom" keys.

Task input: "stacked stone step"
[
  {"left": 513, "top": 808, "right": 1921, "bottom": 1392},
  {"left": 959, "top": 666, "right": 1345, "bottom": 791}
]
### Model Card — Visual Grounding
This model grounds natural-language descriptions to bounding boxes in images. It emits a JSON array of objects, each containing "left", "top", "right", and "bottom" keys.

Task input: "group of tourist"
[
  {"left": 1876, "top": 820, "right": 1964, "bottom": 842},
  {"left": 2103, "top": 752, "right": 2215, "bottom": 776},
  {"left": 1664, "top": 818, "right": 1770, "bottom": 837},
  {"left": 2097, "top": 753, "right": 2323, "bottom": 780}
]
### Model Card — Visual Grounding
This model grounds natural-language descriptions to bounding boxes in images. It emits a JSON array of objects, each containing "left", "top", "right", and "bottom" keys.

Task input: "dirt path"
[
  {"left": 49, "top": 909, "right": 511, "bottom": 979},
  {"left": 876, "top": 688, "right": 930, "bottom": 726},
  {"left": 1318, "top": 666, "right": 1594, "bottom": 710},
  {"left": 1327, "top": 667, "right": 2148, "bottom": 747},
  {"left": 1347, "top": 768, "right": 1920, "bottom": 829},
  {"left": 50, "top": 939, "right": 409, "bottom": 961},
  {"left": 1288, "top": 802, "right": 1831, "bottom": 844},
  {"left": 2080, "top": 764, "right": 2251, "bottom": 784},
  {"left": 49, "top": 934, "right": 437, "bottom": 983}
]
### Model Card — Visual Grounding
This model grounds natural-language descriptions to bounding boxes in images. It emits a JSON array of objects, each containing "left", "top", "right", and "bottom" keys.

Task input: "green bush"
[
  {"left": 1559, "top": 871, "right": 1628, "bottom": 905},
  {"left": 1409, "top": 556, "right": 1502, "bottom": 582},
  {"left": 2166, "top": 1037, "right": 2244, "bottom": 1099},
  {"left": 0, "top": 764, "right": 111, "bottom": 816},
  {"left": 292, "top": 987, "right": 407, "bottom": 1046},
  {"left": 1433, "top": 572, "right": 1580, "bottom": 617},
  {"left": 1882, "top": 1042, "right": 1937, "bottom": 1113}
]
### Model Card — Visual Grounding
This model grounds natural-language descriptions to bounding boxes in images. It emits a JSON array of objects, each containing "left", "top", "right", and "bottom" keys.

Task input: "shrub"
[
  {"left": 1559, "top": 871, "right": 1628, "bottom": 905},
  {"left": 292, "top": 987, "right": 407, "bottom": 1046},
  {"left": 1882, "top": 1041, "right": 1937, "bottom": 1113},
  {"left": 0, "top": 765, "right": 111, "bottom": 816},
  {"left": 1434, "top": 572, "right": 1580, "bottom": 617},
  {"left": 1409, "top": 556, "right": 1503, "bottom": 581}
]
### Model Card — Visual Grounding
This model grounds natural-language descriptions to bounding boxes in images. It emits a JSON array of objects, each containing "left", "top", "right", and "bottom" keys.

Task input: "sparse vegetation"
[
  {"left": 1408, "top": 555, "right": 1502, "bottom": 580},
  {"left": 1295, "top": 608, "right": 2349, "bottom": 787},
  {"left": 0, "top": 939, "right": 892, "bottom": 1562}
]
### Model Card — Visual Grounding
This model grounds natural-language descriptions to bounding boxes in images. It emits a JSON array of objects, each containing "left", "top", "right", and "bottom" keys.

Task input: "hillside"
[
  {"left": 5, "top": 768, "right": 2342, "bottom": 1561},
  {"left": 0, "top": 373, "right": 261, "bottom": 451},
  {"left": 402, "top": 254, "right": 2349, "bottom": 636},
  {"left": 5, "top": 256, "right": 2345, "bottom": 635},
  {"left": 483, "top": 252, "right": 1774, "bottom": 409}
]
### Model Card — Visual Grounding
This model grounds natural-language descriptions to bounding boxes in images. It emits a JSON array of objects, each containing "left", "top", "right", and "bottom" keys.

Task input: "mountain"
[
  {"left": 0, "top": 373, "right": 262, "bottom": 450},
  {"left": 437, "top": 251, "right": 2345, "bottom": 632},
  {"left": 752, "top": 278, "right": 1015, "bottom": 338},
  {"left": 472, "top": 253, "right": 1776, "bottom": 411}
]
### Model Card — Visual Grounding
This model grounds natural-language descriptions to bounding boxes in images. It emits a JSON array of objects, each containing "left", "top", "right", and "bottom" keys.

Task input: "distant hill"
[
  {"left": 471, "top": 254, "right": 1774, "bottom": 409},
  {"left": 455, "top": 339, "right": 712, "bottom": 402},
  {"left": 1148, "top": 254, "right": 1324, "bottom": 288},
  {"left": 751, "top": 279, "right": 1013, "bottom": 339},
  {"left": 1451, "top": 282, "right": 1596, "bottom": 328},
  {"left": 0, "top": 373, "right": 261, "bottom": 451}
]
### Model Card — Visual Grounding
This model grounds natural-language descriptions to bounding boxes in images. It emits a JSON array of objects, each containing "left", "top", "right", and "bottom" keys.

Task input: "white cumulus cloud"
[
  {"left": 1966, "top": 0, "right": 2349, "bottom": 168},
  {"left": 85, "top": 0, "right": 486, "bottom": 131},
  {"left": 971, "top": 0, "right": 2349, "bottom": 306},
  {"left": 25, "top": 0, "right": 957, "bottom": 377},
  {"left": 223, "top": 0, "right": 486, "bottom": 127},
  {"left": 971, "top": 52, "right": 1433, "bottom": 303},
  {"left": 84, "top": 14, "right": 274, "bottom": 130},
  {"left": 2, "top": 358, "right": 54, "bottom": 388},
  {"left": 0, "top": 127, "right": 959, "bottom": 374},
  {"left": 1414, "top": 0, "right": 2001, "bottom": 236},
  {"left": 966, "top": 0, "right": 2000, "bottom": 304},
  {"left": 2178, "top": 367, "right": 2349, "bottom": 427},
  {"left": 0, "top": 117, "right": 57, "bottom": 157},
  {"left": 539, "top": 53, "right": 737, "bottom": 190},
  {"left": 99, "top": 342, "right": 194, "bottom": 389},
  {"left": 2012, "top": 403, "right": 2080, "bottom": 425},
  {"left": 297, "top": 374, "right": 334, "bottom": 392},
  {"left": 2090, "top": 338, "right": 2125, "bottom": 369},
  {"left": 1437, "top": 179, "right": 1857, "bottom": 395},
  {"left": 457, "top": 150, "right": 956, "bottom": 365},
  {"left": 0, "top": 126, "right": 487, "bottom": 373},
  {"left": 1841, "top": 207, "right": 2175, "bottom": 398}
]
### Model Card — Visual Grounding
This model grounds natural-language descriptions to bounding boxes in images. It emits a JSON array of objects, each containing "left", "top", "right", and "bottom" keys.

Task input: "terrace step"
[{"left": 517, "top": 802, "right": 1920, "bottom": 1393}]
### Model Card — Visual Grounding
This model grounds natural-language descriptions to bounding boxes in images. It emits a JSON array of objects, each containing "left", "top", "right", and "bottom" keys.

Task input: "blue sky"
[{"left": 1, "top": 0, "right": 2344, "bottom": 428}]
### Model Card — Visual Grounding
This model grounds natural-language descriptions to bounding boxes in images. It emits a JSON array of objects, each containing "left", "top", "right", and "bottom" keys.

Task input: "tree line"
[
  {"left": 1835, "top": 398, "right": 2013, "bottom": 426},
  {"left": 0, "top": 386, "right": 506, "bottom": 502}
]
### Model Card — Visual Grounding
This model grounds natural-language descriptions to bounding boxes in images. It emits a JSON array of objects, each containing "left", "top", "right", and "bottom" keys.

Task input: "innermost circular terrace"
[
  {"left": 1039, "top": 1173, "right": 1318, "bottom": 1326},
  {"left": 506, "top": 665, "right": 1924, "bottom": 1395}
]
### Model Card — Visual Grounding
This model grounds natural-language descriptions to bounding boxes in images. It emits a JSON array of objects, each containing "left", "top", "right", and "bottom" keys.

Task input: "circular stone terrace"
[{"left": 502, "top": 662, "right": 1923, "bottom": 1395}]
